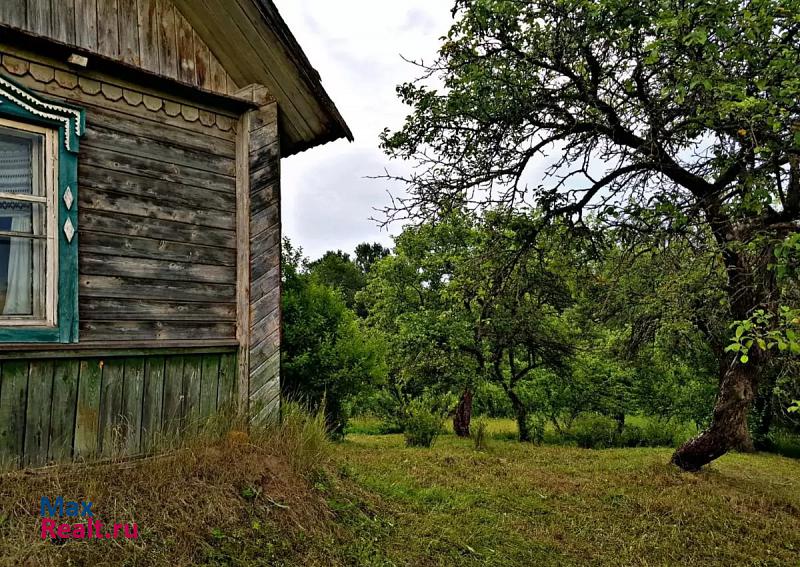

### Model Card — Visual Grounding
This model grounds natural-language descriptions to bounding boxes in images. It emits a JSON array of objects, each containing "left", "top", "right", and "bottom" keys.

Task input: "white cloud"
[{"left": 274, "top": 0, "right": 453, "bottom": 260}]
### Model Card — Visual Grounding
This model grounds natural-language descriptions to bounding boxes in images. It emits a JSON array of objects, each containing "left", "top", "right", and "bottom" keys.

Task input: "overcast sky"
[{"left": 273, "top": 0, "right": 454, "bottom": 260}]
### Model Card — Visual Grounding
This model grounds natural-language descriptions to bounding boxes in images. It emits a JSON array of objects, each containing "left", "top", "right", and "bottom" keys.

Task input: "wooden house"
[{"left": 0, "top": 0, "right": 351, "bottom": 467}]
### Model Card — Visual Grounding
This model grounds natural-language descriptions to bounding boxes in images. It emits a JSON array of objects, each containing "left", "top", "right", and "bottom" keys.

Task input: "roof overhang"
[{"left": 173, "top": 0, "right": 353, "bottom": 157}]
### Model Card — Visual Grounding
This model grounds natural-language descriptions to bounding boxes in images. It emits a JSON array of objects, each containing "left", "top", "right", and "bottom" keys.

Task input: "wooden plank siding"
[
  {"left": 0, "top": 0, "right": 237, "bottom": 96},
  {"left": 237, "top": 89, "right": 281, "bottom": 424},
  {"left": 0, "top": 48, "right": 240, "bottom": 343},
  {"left": 0, "top": 352, "right": 237, "bottom": 468}
]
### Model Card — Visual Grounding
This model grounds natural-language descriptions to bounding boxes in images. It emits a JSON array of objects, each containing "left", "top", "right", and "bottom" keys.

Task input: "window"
[
  {"left": 0, "top": 120, "right": 57, "bottom": 325},
  {"left": 0, "top": 75, "right": 84, "bottom": 343}
]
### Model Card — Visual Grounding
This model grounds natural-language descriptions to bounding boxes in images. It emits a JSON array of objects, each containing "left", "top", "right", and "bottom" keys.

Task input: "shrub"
[
  {"left": 568, "top": 414, "right": 620, "bottom": 449},
  {"left": 472, "top": 419, "right": 489, "bottom": 451},
  {"left": 620, "top": 424, "right": 646, "bottom": 447},
  {"left": 527, "top": 415, "right": 546, "bottom": 445},
  {"left": 403, "top": 402, "right": 444, "bottom": 448}
]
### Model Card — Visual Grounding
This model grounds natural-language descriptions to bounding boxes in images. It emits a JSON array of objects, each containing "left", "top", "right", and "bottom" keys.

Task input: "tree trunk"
[
  {"left": 453, "top": 388, "right": 473, "bottom": 437},
  {"left": 752, "top": 373, "right": 777, "bottom": 450},
  {"left": 507, "top": 390, "right": 530, "bottom": 442},
  {"left": 671, "top": 359, "right": 759, "bottom": 471}
]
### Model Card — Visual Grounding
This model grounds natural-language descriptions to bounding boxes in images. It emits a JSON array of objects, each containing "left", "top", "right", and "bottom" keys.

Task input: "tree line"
[{"left": 283, "top": 0, "right": 800, "bottom": 470}]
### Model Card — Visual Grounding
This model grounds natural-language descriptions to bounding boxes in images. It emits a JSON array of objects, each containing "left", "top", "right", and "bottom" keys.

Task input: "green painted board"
[
  {"left": 182, "top": 356, "right": 202, "bottom": 432},
  {"left": 99, "top": 359, "right": 124, "bottom": 456},
  {"left": 217, "top": 353, "right": 237, "bottom": 412},
  {"left": 74, "top": 359, "right": 102, "bottom": 458},
  {"left": 141, "top": 356, "right": 165, "bottom": 451},
  {"left": 24, "top": 361, "right": 54, "bottom": 467},
  {"left": 0, "top": 361, "right": 29, "bottom": 467},
  {"left": 122, "top": 357, "right": 145, "bottom": 454},
  {"left": 199, "top": 355, "right": 220, "bottom": 419},
  {"left": 163, "top": 356, "right": 184, "bottom": 435},
  {"left": 49, "top": 360, "right": 80, "bottom": 462}
]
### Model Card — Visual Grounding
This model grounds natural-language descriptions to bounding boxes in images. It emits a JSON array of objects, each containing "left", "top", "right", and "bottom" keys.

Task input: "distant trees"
[
  {"left": 281, "top": 239, "right": 386, "bottom": 437},
  {"left": 380, "top": 0, "right": 800, "bottom": 469},
  {"left": 362, "top": 212, "right": 576, "bottom": 441}
]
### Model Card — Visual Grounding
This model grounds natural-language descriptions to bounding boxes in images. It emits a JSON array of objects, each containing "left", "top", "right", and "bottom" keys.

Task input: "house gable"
[
  {"left": 0, "top": 0, "right": 352, "bottom": 156},
  {"left": 0, "top": 0, "right": 239, "bottom": 95}
]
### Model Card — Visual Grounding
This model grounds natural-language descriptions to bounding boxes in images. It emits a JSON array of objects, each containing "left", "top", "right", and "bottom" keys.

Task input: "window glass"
[{"left": 0, "top": 126, "right": 47, "bottom": 320}]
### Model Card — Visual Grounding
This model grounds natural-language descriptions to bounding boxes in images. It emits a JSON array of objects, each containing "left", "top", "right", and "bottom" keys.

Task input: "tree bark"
[
  {"left": 453, "top": 388, "right": 473, "bottom": 437},
  {"left": 507, "top": 390, "right": 530, "bottom": 442},
  {"left": 671, "top": 359, "right": 760, "bottom": 471}
]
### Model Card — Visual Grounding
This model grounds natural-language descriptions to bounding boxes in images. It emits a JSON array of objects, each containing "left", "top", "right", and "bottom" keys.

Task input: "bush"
[
  {"left": 527, "top": 415, "right": 546, "bottom": 445},
  {"left": 403, "top": 402, "right": 444, "bottom": 448},
  {"left": 620, "top": 424, "right": 646, "bottom": 447},
  {"left": 568, "top": 414, "right": 620, "bottom": 449},
  {"left": 472, "top": 419, "right": 489, "bottom": 451}
]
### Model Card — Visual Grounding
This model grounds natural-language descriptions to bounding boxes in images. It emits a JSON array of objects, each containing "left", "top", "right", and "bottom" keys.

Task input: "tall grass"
[
  {"left": 0, "top": 402, "right": 334, "bottom": 566},
  {"left": 256, "top": 401, "right": 332, "bottom": 475}
]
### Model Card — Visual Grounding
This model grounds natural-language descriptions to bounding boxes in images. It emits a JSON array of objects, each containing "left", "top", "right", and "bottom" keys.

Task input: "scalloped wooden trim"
[{"left": 1, "top": 55, "right": 236, "bottom": 134}]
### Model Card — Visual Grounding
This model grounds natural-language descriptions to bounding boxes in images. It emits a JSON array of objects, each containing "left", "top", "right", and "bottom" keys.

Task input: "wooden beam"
[{"left": 235, "top": 108, "right": 252, "bottom": 418}]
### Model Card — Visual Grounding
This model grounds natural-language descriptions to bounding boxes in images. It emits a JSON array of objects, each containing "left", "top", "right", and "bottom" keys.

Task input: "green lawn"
[
  {"left": 1, "top": 422, "right": 797, "bottom": 566},
  {"left": 328, "top": 431, "right": 800, "bottom": 566}
]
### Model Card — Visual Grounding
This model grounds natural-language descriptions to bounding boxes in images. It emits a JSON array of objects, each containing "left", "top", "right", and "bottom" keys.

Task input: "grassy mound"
[
  {"left": 0, "top": 407, "right": 340, "bottom": 566},
  {"left": 1, "top": 415, "right": 798, "bottom": 566}
]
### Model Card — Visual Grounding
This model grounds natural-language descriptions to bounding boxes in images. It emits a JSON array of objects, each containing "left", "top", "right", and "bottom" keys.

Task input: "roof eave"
[{"left": 254, "top": 0, "right": 353, "bottom": 156}]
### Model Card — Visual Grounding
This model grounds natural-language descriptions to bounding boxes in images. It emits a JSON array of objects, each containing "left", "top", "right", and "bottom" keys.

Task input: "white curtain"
[
  {"left": 4, "top": 216, "right": 32, "bottom": 315},
  {"left": 0, "top": 138, "right": 34, "bottom": 316}
]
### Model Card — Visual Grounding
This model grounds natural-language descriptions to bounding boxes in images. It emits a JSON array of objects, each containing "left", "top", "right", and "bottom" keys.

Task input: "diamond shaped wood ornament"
[
  {"left": 63, "top": 186, "right": 74, "bottom": 210},
  {"left": 63, "top": 217, "right": 75, "bottom": 243}
]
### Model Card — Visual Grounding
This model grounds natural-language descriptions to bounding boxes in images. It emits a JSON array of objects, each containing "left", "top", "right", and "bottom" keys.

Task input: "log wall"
[{"left": 0, "top": 45, "right": 240, "bottom": 343}]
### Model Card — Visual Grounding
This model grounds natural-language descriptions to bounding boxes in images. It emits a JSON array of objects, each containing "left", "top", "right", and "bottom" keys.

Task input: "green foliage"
[
  {"left": 379, "top": 0, "right": 800, "bottom": 464},
  {"left": 526, "top": 415, "right": 546, "bottom": 445},
  {"left": 471, "top": 418, "right": 489, "bottom": 451},
  {"left": 282, "top": 239, "right": 387, "bottom": 437},
  {"left": 307, "top": 250, "right": 366, "bottom": 311},
  {"left": 403, "top": 400, "right": 445, "bottom": 448},
  {"left": 568, "top": 414, "right": 621, "bottom": 449}
]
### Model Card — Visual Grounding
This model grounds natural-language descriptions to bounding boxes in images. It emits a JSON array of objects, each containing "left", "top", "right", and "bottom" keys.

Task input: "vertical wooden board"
[
  {"left": 175, "top": 8, "right": 195, "bottom": 84},
  {"left": 98, "top": 358, "right": 124, "bottom": 456},
  {"left": 117, "top": 0, "right": 140, "bottom": 65},
  {"left": 75, "top": 0, "right": 98, "bottom": 50},
  {"left": 122, "top": 357, "right": 145, "bottom": 455},
  {"left": 162, "top": 356, "right": 183, "bottom": 434},
  {"left": 49, "top": 359, "right": 80, "bottom": 463},
  {"left": 0, "top": 362, "right": 28, "bottom": 467},
  {"left": 156, "top": 0, "right": 177, "bottom": 78},
  {"left": 96, "top": 0, "right": 119, "bottom": 58},
  {"left": 74, "top": 359, "right": 102, "bottom": 458},
  {"left": 0, "top": 0, "right": 27, "bottom": 28},
  {"left": 137, "top": 0, "right": 160, "bottom": 70},
  {"left": 27, "top": 0, "right": 51, "bottom": 36},
  {"left": 199, "top": 355, "right": 220, "bottom": 419},
  {"left": 193, "top": 30, "right": 210, "bottom": 89},
  {"left": 141, "top": 356, "right": 165, "bottom": 450},
  {"left": 209, "top": 53, "right": 227, "bottom": 93},
  {"left": 182, "top": 355, "right": 201, "bottom": 430},
  {"left": 51, "top": 0, "right": 76, "bottom": 44},
  {"left": 217, "top": 353, "right": 237, "bottom": 412},
  {"left": 24, "top": 361, "right": 54, "bottom": 467}
]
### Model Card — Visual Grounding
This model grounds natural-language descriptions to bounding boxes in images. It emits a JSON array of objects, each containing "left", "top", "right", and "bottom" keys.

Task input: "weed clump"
[{"left": 403, "top": 401, "right": 444, "bottom": 447}]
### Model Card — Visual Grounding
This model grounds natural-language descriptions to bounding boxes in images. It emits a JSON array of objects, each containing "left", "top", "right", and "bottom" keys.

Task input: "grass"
[
  {"left": 1, "top": 415, "right": 798, "bottom": 565},
  {"left": 0, "top": 406, "right": 338, "bottom": 566},
  {"left": 334, "top": 432, "right": 800, "bottom": 566}
]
